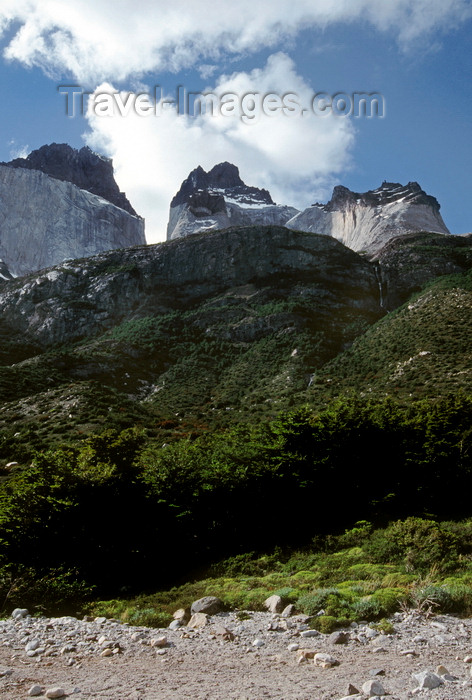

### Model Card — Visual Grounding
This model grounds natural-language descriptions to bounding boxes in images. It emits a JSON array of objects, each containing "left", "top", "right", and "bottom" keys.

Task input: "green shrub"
[
  {"left": 273, "top": 587, "right": 298, "bottom": 604},
  {"left": 126, "top": 608, "right": 172, "bottom": 628},
  {"left": 310, "top": 615, "right": 345, "bottom": 633},
  {"left": 364, "top": 518, "right": 459, "bottom": 573},
  {"left": 410, "top": 585, "right": 455, "bottom": 613},
  {"left": 371, "top": 618, "right": 395, "bottom": 635},
  {"left": 351, "top": 597, "right": 382, "bottom": 620},
  {"left": 0, "top": 565, "right": 94, "bottom": 616},
  {"left": 298, "top": 588, "right": 340, "bottom": 616}
]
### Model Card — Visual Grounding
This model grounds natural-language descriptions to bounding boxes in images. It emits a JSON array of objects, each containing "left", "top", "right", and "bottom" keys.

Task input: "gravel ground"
[{"left": 1, "top": 609, "right": 472, "bottom": 699}]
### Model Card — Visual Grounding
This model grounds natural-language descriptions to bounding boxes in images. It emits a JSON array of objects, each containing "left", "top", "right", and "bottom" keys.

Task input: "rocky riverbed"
[{"left": 1, "top": 605, "right": 472, "bottom": 699}]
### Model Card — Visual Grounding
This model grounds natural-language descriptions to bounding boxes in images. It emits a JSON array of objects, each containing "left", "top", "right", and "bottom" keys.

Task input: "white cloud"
[
  {"left": 85, "top": 54, "right": 355, "bottom": 242},
  {"left": 0, "top": 0, "right": 471, "bottom": 82},
  {"left": 7, "top": 138, "right": 29, "bottom": 159},
  {"left": 1, "top": 1, "right": 469, "bottom": 244}
]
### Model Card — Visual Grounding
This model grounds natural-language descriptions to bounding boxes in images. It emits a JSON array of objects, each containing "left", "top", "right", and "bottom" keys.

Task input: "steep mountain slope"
[
  {"left": 167, "top": 163, "right": 298, "bottom": 239},
  {"left": 0, "top": 145, "right": 145, "bottom": 276},
  {"left": 286, "top": 181, "right": 450, "bottom": 255},
  {"left": 308, "top": 268, "right": 472, "bottom": 403},
  {"left": 374, "top": 231, "right": 472, "bottom": 309},
  {"left": 0, "top": 225, "right": 382, "bottom": 443},
  {"left": 0, "top": 222, "right": 470, "bottom": 452}
]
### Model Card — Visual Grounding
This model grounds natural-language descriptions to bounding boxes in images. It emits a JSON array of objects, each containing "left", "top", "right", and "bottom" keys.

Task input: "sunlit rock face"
[
  {"left": 167, "top": 162, "right": 298, "bottom": 240},
  {"left": 0, "top": 144, "right": 145, "bottom": 276},
  {"left": 286, "top": 181, "right": 450, "bottom": 256}
]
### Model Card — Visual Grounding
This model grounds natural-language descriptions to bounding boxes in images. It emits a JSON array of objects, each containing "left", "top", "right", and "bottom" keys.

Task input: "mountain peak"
[
  {"left": 286, "top": 179, "right": 449, "bottom": 255},
  {"left": 170, "top": 162, "right": 274, "bottom": 208},
  {"left": 323, "top": 181, "right": 441, "bottom": 213},
  {"left": 3, "top": 143, "right": 138, "bottom": 216}
]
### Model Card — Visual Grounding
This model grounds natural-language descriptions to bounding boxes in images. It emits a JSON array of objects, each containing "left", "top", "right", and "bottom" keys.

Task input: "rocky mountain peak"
[
  {"left": 170, "top": 162, "right": 274, "bottom": 208},
  {"left": 286, "top": 179, "right": 449, "bottom": 255},
  {"left": 3, "top": 143, "right": 137, "bottom": 215},
  {"left": 167, "top": 163, "right": 298, "bottom": 240},
  {"left": 321, "top": 181, "right": 442, "bottom": 213},
  {"left": 0, "top": 143, "right": 145, "bottom": 276}
]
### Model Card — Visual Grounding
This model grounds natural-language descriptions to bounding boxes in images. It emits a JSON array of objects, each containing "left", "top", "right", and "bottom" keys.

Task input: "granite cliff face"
[
  {"left": 286, "top": 181, "right": 450, "bottom": 255},
  {"left": 0, "top": 145, "right": 145, "bottom": 276},
  {"left": 4, "top": 143, "right": 137, "bottom": 215},
  {"left": 167, "top": 163, "right": 298, "bottom": 240},
  {"left": 168, "top": 166, "right": 451, "bottom": 255}
]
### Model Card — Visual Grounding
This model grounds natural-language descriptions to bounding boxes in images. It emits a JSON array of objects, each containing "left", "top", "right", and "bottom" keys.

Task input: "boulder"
[
  {"left": 190, "top": 596, "right": 224, "bottom": 616},
  {"left": 362, "top": 679, "right": 386, "bottom": 696},
  {"left": 264, "top": 595, "right": 284, "bottom": 614},
  {"left": 187, "top": 613, "right": 209, "bottom": 629}
]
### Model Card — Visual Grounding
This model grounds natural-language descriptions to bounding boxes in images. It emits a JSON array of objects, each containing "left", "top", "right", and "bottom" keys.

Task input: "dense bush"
[{"left": 0, "top": 395, "right": 472, "bottom": 612}]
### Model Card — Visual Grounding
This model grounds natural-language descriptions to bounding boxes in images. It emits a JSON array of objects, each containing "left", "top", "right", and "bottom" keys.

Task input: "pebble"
[
  {"left": 2, "top": 606, "right": 472, "bottom": 698},
  {"left": 252, "top": 639, "right": 265, "bottom": 648},
  {"left": 45, "top": 689, "right": 66, "bottom": 699},
  {"left": 314, "top": 652, "right": 338, "bottom": 667},
  {"left": 28, "top": 685, "right": 43, "bottom": 697},
  {"left": 150, "top": 636, "right": 167, "bottom": 647}
]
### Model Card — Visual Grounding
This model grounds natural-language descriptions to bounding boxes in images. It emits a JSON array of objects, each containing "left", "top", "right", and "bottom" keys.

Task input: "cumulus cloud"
[
  {"left": 0, "top": 0, "right": 471, "bottom": 82},
  {"left": 2, "top": 1, "right": 469, "bottom": 243},
  {"left": 85, "top": 54, "right": 355, "bottom": 242}
]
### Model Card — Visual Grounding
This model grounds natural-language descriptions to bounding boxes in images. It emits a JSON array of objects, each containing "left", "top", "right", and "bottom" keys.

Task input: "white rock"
[
  {"left": 11, "top": 608, "right": 29, "bottom": 619},
  {"left": 431, "top": 621, "right": 448, "bottom": 631},
  {"left": 365, "top": 628, "right": 378, "bottom": 638},
  {"left": 252, "top": 639, "right": 265, "bottom": 648},
  {"left": 281, "top": 604, "right": 295, "bottom": 617},
  {"left": 150, "top": 636, "right": 167, "bottom": 648},
  {"left": 314, "top": 653, "right": 338, "bottom": 666},
  {"left": 287, "top": 643, "right": 299, "bottom": 652},
  {"left": 45, "top": 689, "right": 66, "bottom": 699},
  {"left": 25, "top": 639, "right": 40, "bottom": 652},
  {"left": 101, "top": 648, "right": 113, "bottom": 657},
  {"left": 130, "top": 632, "right": 146, "bottom": 641},
  {"left": 413, "top": 635, "right": 427, "bottom": 643},
  {"left": 28, "top": 685, "right": 43, "bottom": 697},
  {"left": 413, "top": 670, "right": 444, "bottom": 690},
  {"left": 300, "top": 629, "right": 319, "bottom": 638},
  {"left": 362, "top": 679, "right": 386, "bottom": 696},
  {"left": 264, "top": 595, "right": 284, "bottom": 614},
  {"left": 187, "top": 613, "right": 209, "bottom": 629}
]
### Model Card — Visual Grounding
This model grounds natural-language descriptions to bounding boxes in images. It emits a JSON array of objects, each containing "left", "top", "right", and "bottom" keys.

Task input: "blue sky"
[{"left": 0, "top": 1, "right": 471, "bottom": 242}]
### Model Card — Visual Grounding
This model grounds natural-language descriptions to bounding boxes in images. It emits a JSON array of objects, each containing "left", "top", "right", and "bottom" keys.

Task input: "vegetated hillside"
[
  {"left": 375, "top": 230, "right": 472, "bottom": 309},
  {"left": 309, "top": 268, "right": 472, "bottom": 403},
  {"left": 0, "top": 227, "right": 471, "bottom": 459},
  {"left": 0, "top": 225, "right": 382, "bottom": 454},
  {"left": 1, "top": 224, "right": 472, "bottom": 613}
]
